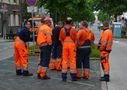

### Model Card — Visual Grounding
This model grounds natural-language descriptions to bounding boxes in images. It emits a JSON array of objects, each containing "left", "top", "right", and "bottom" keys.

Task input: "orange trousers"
[
  {"left": 62, "top": 42, "right": 76, "bottom": 73},
  {"left": 14, "top": 37, "right": 28, "bottom": 70},
  {"left": 100, "top": 51, "right": 110, "bottom": 74}
]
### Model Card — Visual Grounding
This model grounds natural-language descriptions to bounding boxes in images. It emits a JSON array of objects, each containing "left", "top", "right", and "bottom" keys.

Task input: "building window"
[
  {"left": 2, "top": 0, "right": 9, "bottom": 3},
  {"left": 15, "top": 14, "right": 19, "bottom": 26},
  {"left": 10, "top": 0, "right": 13, "bottom": 4},
  {"left": 17, "top": 0, "right": 19, "bottom": 5},
  {"left": 14, "top": 0, "right": 16, "bottom": 3},
  {"left": 10, "top": 14, "right": 14, "bottom": 26},
  {"left": 13, "top": 11, "right": 16, "bottom": 26}
]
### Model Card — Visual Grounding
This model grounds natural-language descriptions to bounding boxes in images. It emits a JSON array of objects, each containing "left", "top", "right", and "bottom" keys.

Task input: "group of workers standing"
[{"left": 14, "top": 16, "right": 113, "bottom": 82}]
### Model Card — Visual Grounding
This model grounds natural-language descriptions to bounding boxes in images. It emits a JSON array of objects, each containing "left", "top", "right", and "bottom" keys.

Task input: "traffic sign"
[
  {"left": 27, "top": 6, "right": 38, "bottom": 13},
  {"left": 26, "top": 0, "right": 37, "bottom": 6}
]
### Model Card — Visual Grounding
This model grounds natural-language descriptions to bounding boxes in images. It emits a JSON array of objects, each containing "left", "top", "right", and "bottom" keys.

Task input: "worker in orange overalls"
[
  {"left": 76, "top": 20, "right": 95, "bottom": 80},
  {"left": 49, "top": 21, "right": 64, "bottom": 71},
  {"left": 14, "top": 20, "right": 33, "bottom": 76},
  {"left": 98, "top": 21, "right": 113, "bottom": 82},
  {"left": 59, "top": 17, "right": 77, "bottom": 81},
  {"left": 37, "top": 17, "right": 52, "bottom": 80}
]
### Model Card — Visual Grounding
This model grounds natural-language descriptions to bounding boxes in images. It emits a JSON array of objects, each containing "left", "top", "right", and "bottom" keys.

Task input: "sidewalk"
[
  {"left": 0, "top": 38, "right": 13, "bottom": 43},
  {"left": 0, "top": 56, "right": 101, "bottom": 90}
]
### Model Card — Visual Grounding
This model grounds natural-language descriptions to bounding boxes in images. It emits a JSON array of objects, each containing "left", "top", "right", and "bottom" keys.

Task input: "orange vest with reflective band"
[
  {"left": 88, "top": 30, "right": 95, "bottom": 43},
  {"left": 59, "top": 25, "right": 77, "bottom": 43},
  {"left": 77, "top": 29, "right": 87, "bottom": 46},
  {"left": 99, "top": 29, "right": 113, "bottom": 51},
  {"left": 85, "top": 28, "right": 95, "bottom": 43},
  {"left": 37, "top": 24, "right": 52, "bottom": 46}
]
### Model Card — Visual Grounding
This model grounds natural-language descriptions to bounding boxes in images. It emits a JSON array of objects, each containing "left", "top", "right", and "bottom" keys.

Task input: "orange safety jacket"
[
  {"left": 88, "top": 30, "right": 95, "bottom": 43},
  {"left": 99, "top": 29, "right": 113, "bottom": 52},
  {"left": 37, "top": 24, "right": 52, "bottom": 46},
  {"left": 59, "top": 25, "right": 77, "bottom": 43},
  {"left": 84, "top": 28, "right": 95, "bottom": 43},
  {"left": 77, "top": 29, "right": 87, "bottom": 47}
]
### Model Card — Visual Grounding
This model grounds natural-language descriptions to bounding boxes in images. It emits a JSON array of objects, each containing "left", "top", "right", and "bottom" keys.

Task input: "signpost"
[
  {"left": 26, "top": 0, "right": 37, "bottom": 6},
  {"left": 26, "top": 0, "right": 37, "bottom": 51}
]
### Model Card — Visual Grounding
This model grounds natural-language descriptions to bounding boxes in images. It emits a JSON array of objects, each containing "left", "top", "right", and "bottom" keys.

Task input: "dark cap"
[{"left": 66, "top": 17, "right": 73, "bottom": 24}]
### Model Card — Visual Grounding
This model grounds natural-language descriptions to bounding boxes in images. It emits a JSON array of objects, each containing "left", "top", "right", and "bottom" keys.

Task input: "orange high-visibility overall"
[
  {"left": 14, "top": 37, "right": 28, "bottom": 70},
  {"left": 99, "top": 29, "right": 113, "bottom": 74},
  {"left": 59, "top": 25, "right": 77, "bottom": 75},
  {"left": 37, "top": 24, "right": 52, "bottom": 78}
]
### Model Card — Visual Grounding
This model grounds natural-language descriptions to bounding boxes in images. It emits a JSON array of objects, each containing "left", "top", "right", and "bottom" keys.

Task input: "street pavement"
[
  {"left": 0, "top": 24, "right": 103, "bottom": 90},
  {"left": 0, "top": 38, "right": 14, "bottom": 61},
  {"left": 107, "top": 39, "right": 127, "bottom": 90},
  {"left": 0, "top": 56, "right": 101, "bottom": 90},
  {"left": 90, "top": 22, "right": 127, "bottom": 90},
  {"left": 0, "top": 37, "right": 102, "bottom": 90}
]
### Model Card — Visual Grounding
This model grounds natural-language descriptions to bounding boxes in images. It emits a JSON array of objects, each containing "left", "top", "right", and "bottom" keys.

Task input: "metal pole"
[{"left": 32, "top": 6, "right": 35, "bottom": 51}]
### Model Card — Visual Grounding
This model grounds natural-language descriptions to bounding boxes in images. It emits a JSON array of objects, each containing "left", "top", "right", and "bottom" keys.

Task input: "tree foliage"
[
  {"left": 95, "top": 0, "right": 127, "bottom": 20},
  {"left": 20, "top": 1, "right": 31, "bottom": 20},
  {"left": 37, "top": 0, "right": 95, "bottom": 23},
  {"left": 98, "top": 11, "right": 110, "bottom": 22}
]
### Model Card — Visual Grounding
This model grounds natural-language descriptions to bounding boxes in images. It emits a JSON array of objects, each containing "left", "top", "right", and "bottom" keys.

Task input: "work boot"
[
  {"left": 49, "top": 60, "right": 56, "bottom": 70},
  {"left": 39, "top": 75, "right": 50, "bottom": 80},
  {"left": 16, "top": 69, "right": 22, "bottom": 75},
  {"left": 76, "top": 70, "right": 82, "bottom": 79},
  {"left": 62, "top": 73, "right": 67, "bottom": 82},
  {"left": 83, "top": 74, "right": 90, "bottom": 80},
  {"left": 23, "top": 70, "right": 33, "bottom": 76},
  {"left": 70, "top": 73, "right": 77, "bottom": 81},
  {"left": 100, "top": 74, "right": 110, "bottom": 82},
  {"left": 37, "top": 74, "right": 41, "bottom": 79},
  {"left": 56, "top": 66, "right": 61, "bottom": 71}
]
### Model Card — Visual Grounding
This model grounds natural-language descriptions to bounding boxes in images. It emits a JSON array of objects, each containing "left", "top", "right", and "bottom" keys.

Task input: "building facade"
[{"left": 0, "top": 0, "right": 21, "bottom": 38}]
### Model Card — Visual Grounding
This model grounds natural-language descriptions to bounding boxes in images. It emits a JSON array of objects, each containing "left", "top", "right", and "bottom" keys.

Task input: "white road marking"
[
  {"left": 113, "top": 40, "right": 127, "bottom": 46},
  {"left": 0, "top": 55, "right": 13, "bottom": 61},
  {"left": 52, "top": 77, "right": 95, "bottom": 87}
]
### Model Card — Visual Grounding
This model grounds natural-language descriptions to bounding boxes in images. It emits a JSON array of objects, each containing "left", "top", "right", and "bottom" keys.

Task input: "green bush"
[
  {"left": 90, "top": 44, "right": 100, "bottom": 58},
  {"left": 28, "top": 44, "right": 39, "bottom": 55},
  {"left": 29, "top": 44, "right": 100, "bottom": 58}
]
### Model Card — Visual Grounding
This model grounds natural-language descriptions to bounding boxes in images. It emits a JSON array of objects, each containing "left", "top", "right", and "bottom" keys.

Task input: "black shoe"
[
  {"left": 62, "top": 73, "right": 67, "bottom": 82},
  {"left": 100, "top": 75, "right": 110, "bottom": 82},
  {"left": 39, "top": 75, "right": 50, "bottom": 80},
  {"left": 71, "top": 79, "right": 77, "bottom": 81},
  {"left": 76, "top": 77, "right": 82, "bottom": 80},
  {"left": 23, "top": 71, "right": 33, "bottom": 76},
  {"left": 83, "top": 77, "right": 89, "bottom": 80},
  {"left": 83, "top": 76, "right": 89, "bottom": 80},
  {"left": 70, "top": 73, "right": 77, "bottom": 81},
  {"left": 16, "top": 69, "right": 22, "bottom": 76},
  {"left": 56, "top": 68, "right": 61, "bottom": 71},
  {"left": 37, "top": 74, "right": 41, "bottom": 79},
  {"left": 50, "top": 68, "right": 56, "bottom": 71}
]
